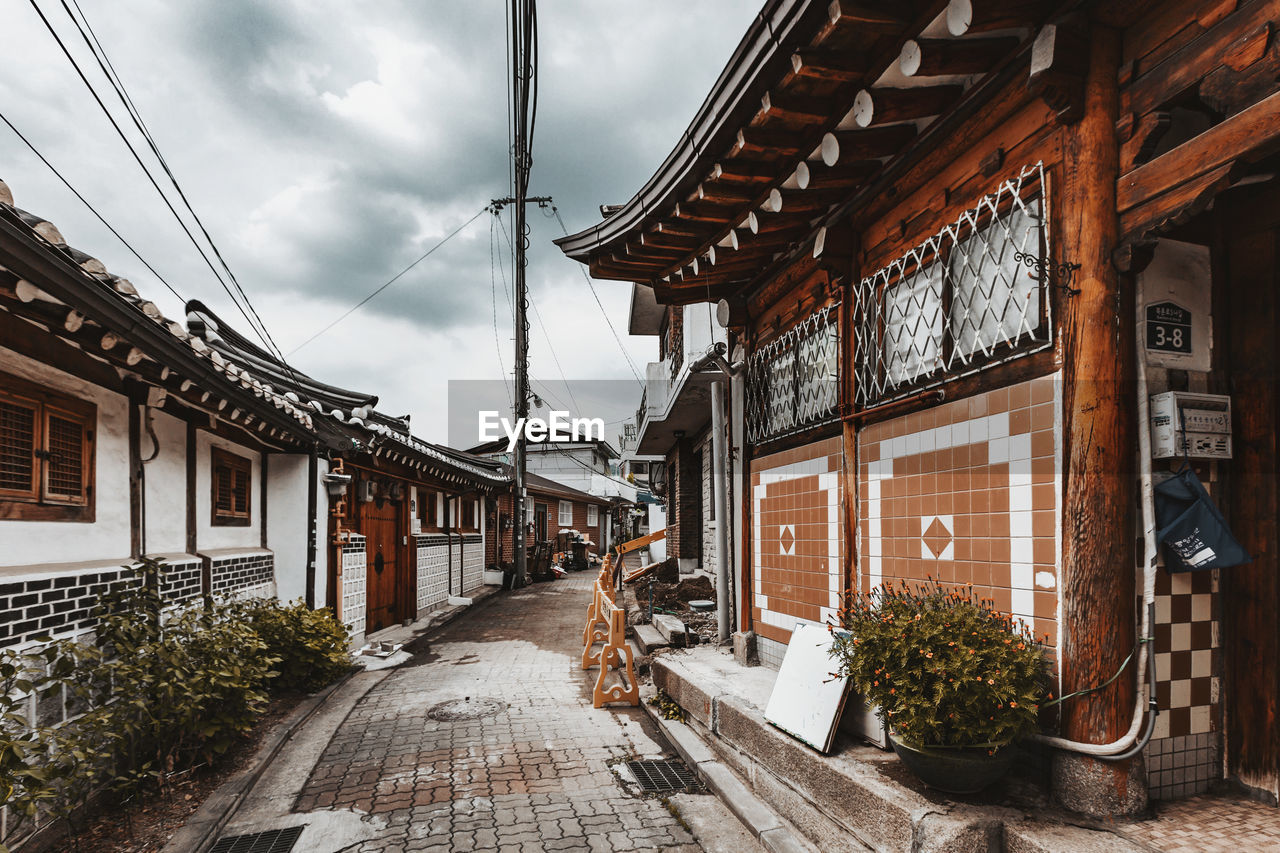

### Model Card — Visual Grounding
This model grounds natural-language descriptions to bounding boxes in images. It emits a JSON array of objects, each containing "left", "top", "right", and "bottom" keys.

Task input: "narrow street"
[{"left": 211, "top": 574, "right": 751, "bottom": 853}]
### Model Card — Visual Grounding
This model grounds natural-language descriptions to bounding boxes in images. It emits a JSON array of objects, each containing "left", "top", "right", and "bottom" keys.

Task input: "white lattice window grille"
[
  {"left": 746, "top": 303, "right": 840, "bottom": 443},
  {"left": 558, "top": 500, "right": 573, "bottom": 527},
  {"left": 588, "top": 504, "right": 598, "bottom": 527},
  {"left": 854, "top": 163, "right": 1052, "bottom": 409}
]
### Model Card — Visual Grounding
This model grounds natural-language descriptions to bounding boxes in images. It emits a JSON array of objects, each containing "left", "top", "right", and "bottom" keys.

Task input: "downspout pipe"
[
  {"left": 689, "top": 343, "right": 745, "bottom": 643},
  {"left": 1031, "top": 313, "right": 1159, "bottom": 758}
]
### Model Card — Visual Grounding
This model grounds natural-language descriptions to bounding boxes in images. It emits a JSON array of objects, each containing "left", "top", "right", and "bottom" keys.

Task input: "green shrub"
[
  {"left": 239, "top": 598, "right": 353, "bottom": 693},
  {"left": 829, "top": 579, "right": 1049, "bottom": 748}
]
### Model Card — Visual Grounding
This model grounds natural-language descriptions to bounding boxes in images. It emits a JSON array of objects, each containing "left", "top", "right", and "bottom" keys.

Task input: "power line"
[
  {"left": 548, "top": 205, "right": 645, "bottom": 385},
  {"left": 57, "top": 0, "right": 291, "bottom": 369},
  {"left": 0, "top": 108, "right": 185, "bottom": 304},
  {"left": 288, "top": 207, "right": 487, "bottom": 356},
  {"left": 489, "top": 215, "right": 512, "bottom": 407},
  {"left": 27, "top": 0, "right": 286, "bottom": 366}
]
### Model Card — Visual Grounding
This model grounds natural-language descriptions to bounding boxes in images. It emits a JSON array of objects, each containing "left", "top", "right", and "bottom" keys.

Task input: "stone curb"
[
  {"left": 165, "top": 587, "right": 507, "bottom": 853},
  {"left": 650, "top": 654, "right": 1150, "bottom": 853},
  {"left": 641, "top": 697, "right": 819, "bottom": 853},
  {"left": 162, "top": 669, "right": 360, "bottom": 853}
]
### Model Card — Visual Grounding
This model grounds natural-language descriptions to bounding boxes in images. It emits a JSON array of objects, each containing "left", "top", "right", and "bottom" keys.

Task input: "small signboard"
[{"left": 1146, "top": 301, "right": 1192, "bottom": 355}]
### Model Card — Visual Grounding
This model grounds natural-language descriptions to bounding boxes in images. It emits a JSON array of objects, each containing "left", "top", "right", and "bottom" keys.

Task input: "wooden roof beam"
[
  {"left": 710, "top": 159, "right": 778, "bottom": 183},
  {"left": 786, "top": 48, "right": 873, "bottom": 84},
  {"left": 827, "top": 0, "right": 913, "bottom": 32},
  {"left": 696, "top": 181, "right": 760, "bottom": 204},
  {"left": 851, "top": 84, "right": 964, "bottom": 127},
  {"left": 796, "top": 158, "right": 882, "bottom": 191},
  {"left": 777, "top": 187, "right": 849, "bottom": 213},
  {"left": 945, "top": 0, "right": 1048, "bottom": 36},
  {"left": 673, "top": 198, "right": 741, "bottom": 222},
  {"left": 733, "top": 127, "right": 806, "bottom": 157},
  {"left": 899, "top": 36, "right": 1020, "bottom": 77},
  {"left": 640, "top": 230, "right": 702, "bottom": 252},
  {"left": 819, "top": 124, "right": 917, "bottom": 165},
  {"left": 758, "top": 90, "right": 832, "bottom": 124}
]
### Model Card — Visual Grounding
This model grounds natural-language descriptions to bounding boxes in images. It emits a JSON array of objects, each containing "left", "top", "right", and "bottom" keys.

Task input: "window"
[
  {"left": 558, "top": 500, "right": 573, "bottom": 527},
  {"left": 745, "top": 304, "right": 840, "bottom": 443},
  {"left": 854, "top": 163, "right": 1050, "bottom": 408},
  {"left": 587, "top": 504, "right": 598, "bottom": 527},
  {"left": 419, "top": 491, "right": 436, "bottom": 529},
  {"left": 211, "top": 447, "right": 251, "bottom": 526},
  {"left": 0, "top": 372, "right": 95, "bottom": 520},
  {"left": 461, "top": 498, "right": 476, "bottom": 529}
]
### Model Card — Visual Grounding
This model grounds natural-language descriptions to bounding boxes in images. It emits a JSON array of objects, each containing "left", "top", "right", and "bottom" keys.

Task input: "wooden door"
[
  {"left": 535, "top": 503, "right": 547, "bottom": 542},
  {"left": 362, "top": 496, "right": 401, "bottom": 634},
  {"left": 1220, "top": 179, "right": 1280, "bottom": 800}
]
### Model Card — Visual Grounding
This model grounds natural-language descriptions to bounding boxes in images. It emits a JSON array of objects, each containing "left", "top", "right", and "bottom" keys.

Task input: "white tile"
[
  {"left": 1171, "top": 572, "right": 1193, "bottom": 596},
  {"left": 1011, "top": 588, "right": 1034, "bottom": 618},
  {"left": 907, "top": 433, "right": 920, "bottom": 454},
  {"left": 936, "top": 424, "right": 951, "bottom": 447},
  {"left": 920, "top": 429, "right": 935, "bottom": 452},
  {"left": 1010, "top": 511, "right": 1034, "bottom": 538},
  {"left": 1191, "top": 649, "right": 1212, "bottom": 679},
  {"left": 988, "top": 436, "right": 1010, "bottom": 463},
  {"left": 1190, "top": 705, "right": 1212, "bottom": 735},
  {"left": 939, "top": 541, "right": 954, "bottom": 561},
  {"left": 1009, "top": 484, "right": 1033, "bottom": 513},
  {"left": 1009, "top": 433, "right": 1032, "bottom": 461},
  {"left": 1011, "top": 563, "right": 1034, "bottom": 590},
  {"left": 1170, "top": 679, "right": 1191, "bottom": 708},
  {"left": 1035, "top": 571, "right": 1056, "bottom": 590},
  {"left": 1171, "top": 622, "right": 1192, "bottom": 652},
  {"left": 1191, "top": 594, "right": 1211, "bottom": 622},
  {"left": 988, "top": 412, "right": 1009, "bottom": 439},
  {"left": 952, "top": 421, "right": 969, "bottom": 445},
  {"left": 970, "top": 417, "right": 988, "bottom": 442},
  {"left": 1155, "top": 594, "right": 1171, "bottom": 624},
  {"left": 1153, "top": 713, "right": 1170, "bottom": 740}
]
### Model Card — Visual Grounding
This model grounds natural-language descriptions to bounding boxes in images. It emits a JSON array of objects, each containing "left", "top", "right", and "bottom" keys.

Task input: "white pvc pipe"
[
  {"left": 1031, "top": 312, "right": 1157, "bottom": 756},
  {"left": 711, "top": 379, "right": 731, "bottom": 642}
]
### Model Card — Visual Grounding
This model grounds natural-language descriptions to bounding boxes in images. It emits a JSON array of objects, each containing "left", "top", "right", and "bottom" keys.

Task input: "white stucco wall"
[
  {"left": 142, "top": 408, "right": 188, "bottom": 555},
  {"left": 267, "top": 453, "right": 309, "bottom": 603},
  {"left": 0, "top": 346, "right": 132, "bottom": 570},
  {"left": 195, "top": 431, "right": 262, "bottom": 551}
]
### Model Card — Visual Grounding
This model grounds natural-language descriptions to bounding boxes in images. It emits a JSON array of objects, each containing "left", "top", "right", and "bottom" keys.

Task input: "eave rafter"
[{"left": 568, "top": 0, "right": 1058, "bottom": 299}]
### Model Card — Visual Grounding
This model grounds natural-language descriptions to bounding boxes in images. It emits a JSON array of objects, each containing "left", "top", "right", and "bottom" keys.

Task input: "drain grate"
[
  {"left": 209, "top": 826, "right": 305, "bottom": 853},
  {"left": 626, "top": 759, "right": 698, "bottom": 792}
]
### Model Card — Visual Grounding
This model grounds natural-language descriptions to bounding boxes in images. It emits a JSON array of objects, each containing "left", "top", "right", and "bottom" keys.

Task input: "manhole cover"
[
  {"left": 209, "top": 826, "right": 304, "bottom": 853},
  {"left": 626, "top": 759, "right": 698, "bottom": 792},
  {"left": 427, "top": 697, "right": 507, "bottom": 721}
]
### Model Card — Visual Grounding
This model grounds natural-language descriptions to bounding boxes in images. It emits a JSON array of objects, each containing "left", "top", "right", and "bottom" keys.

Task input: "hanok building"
[
  {"left": 0, "top": 178, "right": 507, "bottom": 657},
  {"left": 558, "top": 0, "right": 1280, "bottom": 816}
]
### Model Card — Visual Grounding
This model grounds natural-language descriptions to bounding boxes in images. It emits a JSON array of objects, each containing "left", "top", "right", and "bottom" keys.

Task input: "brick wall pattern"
[
  {"left": 415, "top": 535, "right": 451, "bottom": 615},
  {"left": 857, "top": 374, "right": 1062, "bottom": 651},
  {"left": 341, "top": 535, "right": 367, "bottom": 640},
  {"left": 1, "top": 558, "right": 206, "bottom": 652},
  {"left": 750, "top": 435, "right": 843, "bottom": 649},
  {"left": 209, "top": 552, "right": 274, "bottom": 598},
  {"left": 700, "top": 435, "right": 716, "bottom": 574},
  {"left": 449, "top": 535, "right": 463, "bottom": 595},
  {"left": 462, "top": 534, "right": 484, "bottom": 594}
]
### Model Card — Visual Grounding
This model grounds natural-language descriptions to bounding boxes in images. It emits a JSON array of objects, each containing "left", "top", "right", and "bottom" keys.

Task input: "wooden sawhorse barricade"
[{"left": 581, "top": 529, "right": 666, "bottom": 708}]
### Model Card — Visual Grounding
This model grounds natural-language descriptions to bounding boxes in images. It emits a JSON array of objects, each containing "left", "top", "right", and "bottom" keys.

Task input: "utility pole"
[{"left": 507, "top": 0, "right": 538, "bottom": 586}]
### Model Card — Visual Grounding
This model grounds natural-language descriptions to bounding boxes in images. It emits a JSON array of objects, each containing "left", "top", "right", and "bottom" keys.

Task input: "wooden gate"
[{"left": 361, "top": 496, "right": 402, "bottom": 634}]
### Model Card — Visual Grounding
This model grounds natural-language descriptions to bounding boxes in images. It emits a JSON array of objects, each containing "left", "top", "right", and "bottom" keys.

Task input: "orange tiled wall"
[
  {"left": 751, "top": 436, "right": 843, "bottom": 646},
  {"left": 856, "top": 374, "right": 1061, "bottom": 648}
]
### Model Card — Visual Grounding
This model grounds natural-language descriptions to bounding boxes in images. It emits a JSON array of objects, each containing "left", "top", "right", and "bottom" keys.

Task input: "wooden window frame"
[
  {"left": 0, "top": 370, "right": 96, "bottom": 522},
  {"left": 211, "top": 446, "right": 252, "bottom": 527}
]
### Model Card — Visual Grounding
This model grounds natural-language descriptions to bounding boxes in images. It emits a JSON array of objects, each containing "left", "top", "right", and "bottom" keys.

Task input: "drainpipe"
[
  {"left": 689, "top": 342, "right": 745, "bottom": 643},
  {"left": 1030, "top": 311, "right": 1158, "bottom": 758}
]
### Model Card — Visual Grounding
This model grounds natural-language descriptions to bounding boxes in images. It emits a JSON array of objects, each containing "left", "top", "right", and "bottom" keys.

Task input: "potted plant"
[{"left": 828, "top": 579, "right": 1049, "bottom": 794}]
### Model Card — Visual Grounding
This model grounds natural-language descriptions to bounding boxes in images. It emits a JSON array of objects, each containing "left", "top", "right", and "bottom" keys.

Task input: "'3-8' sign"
[{"left": 1146, "top": 301, "right": 1193, "bottom": 355}]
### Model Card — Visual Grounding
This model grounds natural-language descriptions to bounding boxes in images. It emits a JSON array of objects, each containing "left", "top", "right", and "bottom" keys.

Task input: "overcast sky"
[{"left": 0, "top": 0, "right": 760, "bottom": 444}]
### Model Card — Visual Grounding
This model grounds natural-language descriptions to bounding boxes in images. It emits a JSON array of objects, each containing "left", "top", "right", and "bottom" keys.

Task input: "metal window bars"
[
  {"left": 745, "top": 303, "right": 841, "bottom": 443},
  {"left": 853, "top": 162, "right": 1052, "bottom": 409}
]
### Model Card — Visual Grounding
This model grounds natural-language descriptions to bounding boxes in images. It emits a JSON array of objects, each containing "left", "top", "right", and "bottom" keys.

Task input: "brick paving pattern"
[
  {"left": 297, "top": 573, "right": 701, "bottom": 852},
  {"left": 1116, "top": 792, "right": 1280, "bottom": 852}
]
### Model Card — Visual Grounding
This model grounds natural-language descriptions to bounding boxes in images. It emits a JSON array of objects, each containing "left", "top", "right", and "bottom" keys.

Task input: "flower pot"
[{"left": 888, "top": 733, "right": 1014, "bottom": 794}]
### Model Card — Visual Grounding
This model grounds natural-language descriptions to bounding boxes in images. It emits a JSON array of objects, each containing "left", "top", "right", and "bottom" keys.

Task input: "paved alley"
[{"left": 208, "top": 574, "right": 741, "bottom": 853}]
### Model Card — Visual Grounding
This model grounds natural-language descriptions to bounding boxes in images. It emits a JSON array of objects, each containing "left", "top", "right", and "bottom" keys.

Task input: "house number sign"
[{"left": 1146, "top": 301, "right": 1192, "bottom": 354}]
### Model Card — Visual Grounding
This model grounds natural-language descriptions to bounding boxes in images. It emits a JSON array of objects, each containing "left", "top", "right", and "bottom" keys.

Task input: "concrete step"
[
  {"left": 653, "top": 613, "right": 689, "bottom": 646},
  {"left": 633, "top": 623, "right": 670, "bottom": 654}
]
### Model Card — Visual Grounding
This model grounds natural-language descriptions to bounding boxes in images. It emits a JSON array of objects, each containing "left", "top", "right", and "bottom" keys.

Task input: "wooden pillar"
[
  {"left": 185, "top": 421, "right": 198, "bottom": 555},
  {"left": 1053, "top": 22, "right": 1143, "bottom": 816},
  {"left": 127, "top": 383, "right": 144, "bottom": 559}
]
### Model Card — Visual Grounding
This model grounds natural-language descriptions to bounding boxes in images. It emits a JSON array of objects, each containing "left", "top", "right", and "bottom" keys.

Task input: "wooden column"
[
  {"left": 185, "top": 421, "right": 198, "bottom": 555},
  {"left": 1221, "top": 187, "right": 1280, "bottom": 801},
  {"left": 126, "top": 382, "right": 144, "bottom": 559},
  {"left": 1054, "top": 22, "right": 1143, "bottom": 815}
]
